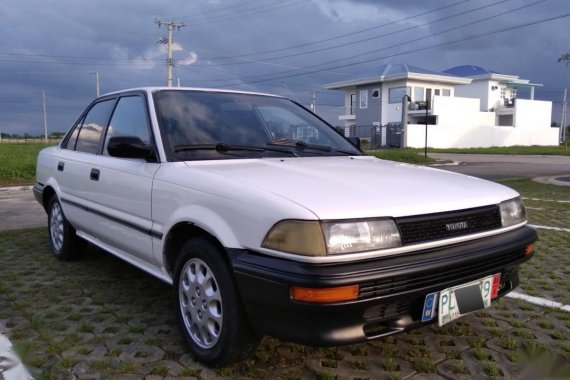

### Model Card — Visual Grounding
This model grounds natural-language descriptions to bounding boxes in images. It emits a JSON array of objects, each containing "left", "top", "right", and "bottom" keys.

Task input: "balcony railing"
[{"left": 338, "top": 106, "right": 356, "bottom": 120}]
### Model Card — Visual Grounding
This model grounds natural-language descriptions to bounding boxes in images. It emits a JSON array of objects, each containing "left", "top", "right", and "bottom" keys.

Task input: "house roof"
[
  {"left": 443, "top": 64, "right": 539, "bottom": 86},
  {"left": 324, "top": 63, "right": 471, "bottom": 90},
  {"left": 443, "top": 65, "right": 504, "bottom": 77}
]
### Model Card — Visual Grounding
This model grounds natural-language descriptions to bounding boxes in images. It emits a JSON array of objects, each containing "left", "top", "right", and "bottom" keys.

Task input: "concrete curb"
[
  {"left": 533, "top": 176, "right": 570, "bottom": 187},
  {"left": 427, "top": 160, "right": 462, "bottom": 167},
  {"left": 0, "top": 185, "right": 33, "bottom": 192}
]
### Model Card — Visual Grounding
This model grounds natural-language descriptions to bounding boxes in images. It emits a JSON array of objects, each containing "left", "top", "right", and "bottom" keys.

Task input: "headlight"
[
  {"left": 322, "top": 219, "right": 401, "bottom": 254},
  {"left": 262, "top": 219, "right": 402, "bottom": 256},
  {"left": 500, "top": 197, "right": 526, "bottom": 227},
  {"left": 262, "top": 220, "right": 326, "bottom": 256}
]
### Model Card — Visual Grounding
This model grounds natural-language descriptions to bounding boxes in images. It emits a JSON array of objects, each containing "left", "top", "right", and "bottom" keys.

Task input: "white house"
[{"left": 324, "top": 63, "right": 558, "bottom": 148}]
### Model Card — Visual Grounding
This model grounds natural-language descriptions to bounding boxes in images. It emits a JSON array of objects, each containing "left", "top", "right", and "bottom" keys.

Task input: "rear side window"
[
  {"left": 75, "top": 99, "right": 115, "bottom": 154},
  {"left": 103, "top": 96, "right": 151, "bottom": 155}
]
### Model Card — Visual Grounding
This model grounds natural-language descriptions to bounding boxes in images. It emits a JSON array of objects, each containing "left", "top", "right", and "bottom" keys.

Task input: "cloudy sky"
[{"left": 1, "top": 0, "right": 569, "bottom": 136}]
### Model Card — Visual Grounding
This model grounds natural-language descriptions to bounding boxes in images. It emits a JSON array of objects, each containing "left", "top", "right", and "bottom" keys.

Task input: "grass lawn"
[
  {"left": 426, "top": 145, "right": 570, "bottom": 156},
  {"left": 0, "top": 144, "right": 54, "bottom": 186},
  {"left": 500, "top": 179, "right": 570, "bottom": 201},
  {"left": 365, "top": 148, "right": 434, "bottom": 164}
]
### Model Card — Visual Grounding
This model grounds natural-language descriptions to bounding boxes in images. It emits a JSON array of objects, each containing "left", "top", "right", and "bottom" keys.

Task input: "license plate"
[
  {"left": 438, "top": 274, "right": 499, "bottom": 326},
  {"left": 421, "top": 273, "right": 501, "bottom": 326}
]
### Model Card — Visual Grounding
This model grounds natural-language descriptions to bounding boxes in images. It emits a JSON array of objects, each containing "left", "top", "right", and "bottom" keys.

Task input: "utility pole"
[
  {"left": 561, "top": 88, "right": 568, "bottom": 142},
  {"left": 88, "top": 72, "right": 100, "bottom": 97},
  {"left": 155, "top": 18, "right": 185, "bottom": 87},
  {"left": 95, "top": 72, "right": 100, "bottom": 97},
  {"left": 42, "top": 90, "right": 48, "bottom": 143},
  {"left": 311, "top": 92, "right": 317, "bottom": 113}
]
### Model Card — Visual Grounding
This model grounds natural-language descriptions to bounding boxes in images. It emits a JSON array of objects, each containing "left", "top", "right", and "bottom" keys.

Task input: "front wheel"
[
  {"left": 47, "top": 196, "right": 85, "bottom": 260},
  {"left": 174, "top": 238, "right": 260, "bottom": 365}
]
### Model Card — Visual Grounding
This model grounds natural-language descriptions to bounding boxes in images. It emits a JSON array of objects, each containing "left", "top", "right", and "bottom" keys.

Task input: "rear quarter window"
[{"left": 75, "top": 99, "right": 115, "bottom": 154}]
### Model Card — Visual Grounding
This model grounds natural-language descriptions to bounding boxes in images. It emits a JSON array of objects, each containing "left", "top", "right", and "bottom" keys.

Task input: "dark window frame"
[{"left": 100, "top": 93, "right": 158, "bottom": 161}]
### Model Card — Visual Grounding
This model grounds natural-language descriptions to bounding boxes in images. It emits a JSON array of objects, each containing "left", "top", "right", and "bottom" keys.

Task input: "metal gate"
[{"left": 347, "top": 123, "right": 403, "bottom": 149}]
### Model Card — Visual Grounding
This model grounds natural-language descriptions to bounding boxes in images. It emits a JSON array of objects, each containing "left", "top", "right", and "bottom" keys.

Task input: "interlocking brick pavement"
[{"left": 1, "top": 180, "right": 570, "bottom": 379}]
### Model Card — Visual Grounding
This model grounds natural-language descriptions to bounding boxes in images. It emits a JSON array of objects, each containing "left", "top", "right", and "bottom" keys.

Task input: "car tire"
[
  {"left": 47, "top": 196, "right": 85, "bottom": 260},
  {"left": 174, "top": 237, "right": 260, "bottom": 366}
]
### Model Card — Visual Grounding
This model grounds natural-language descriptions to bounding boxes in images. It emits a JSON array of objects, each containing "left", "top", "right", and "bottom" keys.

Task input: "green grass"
[
  {"left": 365, "top": 148, "right": 434, "bottom": 164},
  {"left": 426, "top": 145, "right": 570, "bottom": 156},
  {"left": 499, "top": 179, "right": 570, "bottom": 201},
  {"left": 0, "top": 143, "right": 54, "bottom": 185}
]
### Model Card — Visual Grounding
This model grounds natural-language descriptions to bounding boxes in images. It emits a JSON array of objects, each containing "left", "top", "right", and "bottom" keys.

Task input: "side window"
[
  {"left": 75, "top": 100, "right": 114, "bottom": 154},
  {"left": 103, "top": 96, "right": 151, "bottom": 156}
]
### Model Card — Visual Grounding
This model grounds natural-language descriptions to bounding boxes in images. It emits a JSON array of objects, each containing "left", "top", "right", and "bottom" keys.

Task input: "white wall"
[
  {"left": 405, "top": 96, "right": 558, "bottom": 148},
  {"left": 453, "top": 80, "right": 489, "bottom": 111},
  {"left": 514, "top": 99, "right": 552, "bottom": 130}
]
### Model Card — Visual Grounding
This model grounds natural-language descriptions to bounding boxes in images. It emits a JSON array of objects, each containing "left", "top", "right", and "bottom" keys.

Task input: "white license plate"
[{"left": 438, "top": 274, "right": 498, "bottom": 326}]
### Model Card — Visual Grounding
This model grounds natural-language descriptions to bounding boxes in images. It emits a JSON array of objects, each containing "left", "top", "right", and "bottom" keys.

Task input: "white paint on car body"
[{"left": 0, "top": 333, "right": 33, "bottom": 380}]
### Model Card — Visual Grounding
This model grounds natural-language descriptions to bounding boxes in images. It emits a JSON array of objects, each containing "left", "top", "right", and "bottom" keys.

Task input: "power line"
[
  {"left": 184, "top": 0, "right": 308, "bottom": 26},
  {"left": 178, "top": 0, "right": 269, "bottom": 20},
  {"left": 206, "top": 0, "right": 544, "bottom": 82},
  {"left": 205, "top": 0, "right": 516, "bottom": 66},
  {"left": 218, "top": 1, "right": 550, "bottom": 83},
  {"left": 202, "top": 0, "right": 474, "bottom": 60},
  {"left": 215, "top": 12, "right": 570, "bottom": 87}
]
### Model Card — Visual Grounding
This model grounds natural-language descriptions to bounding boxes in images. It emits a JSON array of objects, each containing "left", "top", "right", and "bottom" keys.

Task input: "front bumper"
[{"left": 229, "top": 226, "right": 536, "bottom": 346}]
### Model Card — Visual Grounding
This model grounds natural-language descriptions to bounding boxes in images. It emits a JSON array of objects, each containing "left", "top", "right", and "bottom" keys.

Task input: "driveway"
[
  {"left": 429, "top": 153, "right": 570, "bottom": 180},
  {"left": 0, "top": 185, "right": 46, "bottom": 231}
]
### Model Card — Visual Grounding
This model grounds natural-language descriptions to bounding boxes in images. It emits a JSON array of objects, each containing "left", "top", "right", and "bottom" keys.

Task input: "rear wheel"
[
  {"left": 174, "top": 238, "right": 259, "bottom": 365},
  {"left": 47, "top": 196, "right": 85, "bottom": 260}
]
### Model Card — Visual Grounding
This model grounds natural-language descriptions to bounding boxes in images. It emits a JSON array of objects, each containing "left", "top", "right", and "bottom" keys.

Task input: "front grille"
[
  {"left": 396, "top": 205, "right": 502, "bottom": 245},
  {"left": 358, "top": 247, "right": 525, "bottom": 300}
]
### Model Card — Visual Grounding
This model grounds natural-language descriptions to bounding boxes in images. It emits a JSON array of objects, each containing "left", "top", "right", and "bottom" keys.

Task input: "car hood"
[{"left": 183, "top": 156, "right": 519, "bottom": 220}]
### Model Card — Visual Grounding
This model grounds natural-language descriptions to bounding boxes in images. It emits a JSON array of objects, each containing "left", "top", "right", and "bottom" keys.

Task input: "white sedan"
[{"left": 34, "top": 87, "right": 536, "bottom": 365}]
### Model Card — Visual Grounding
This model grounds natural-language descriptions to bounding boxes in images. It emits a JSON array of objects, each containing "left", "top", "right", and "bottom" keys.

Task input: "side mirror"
[
  {"left": 107, "top": 136, "right": 155, "bottom": 161},
  {"left": 347, "top": 136, "right": 361, "bottom": 149}
]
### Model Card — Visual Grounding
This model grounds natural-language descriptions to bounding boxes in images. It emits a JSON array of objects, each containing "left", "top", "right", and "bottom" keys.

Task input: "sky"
[{"left": 0, "top": 0, "right": 569, "bottom": 136}]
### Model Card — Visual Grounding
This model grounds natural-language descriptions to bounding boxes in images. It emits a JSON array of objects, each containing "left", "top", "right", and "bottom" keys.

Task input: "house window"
[
  {"left": 350, "top": 94, "right": 357, "bottom": 115},
  {"left": 372, "top": 89, "right": 380, "bottom": 99},
  {"left": 434, "top": 89, "right": 440, "bottom": 96},
  {"left": 500, "top": 87, "right": 506, "bottom": 99},
  {"left": 442, "top": 89, "right": 451, "bottom": 96},
  {"left": 388, "top": 86, "right": 411, "bottom": 103},
  {"left": 359, "top": 90, "right": 368, "bottom": 109},
  {"left": 414, "top": 87, "right": 424, "bottom": 101}
]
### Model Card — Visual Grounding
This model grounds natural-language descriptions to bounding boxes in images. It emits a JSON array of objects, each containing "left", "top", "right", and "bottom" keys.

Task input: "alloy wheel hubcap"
[
  {"left": 50, "top": 202, "right": 64, "bottom": 252},
  {"left": 179, "top": 258, "right": 223, "bottom": 349}
]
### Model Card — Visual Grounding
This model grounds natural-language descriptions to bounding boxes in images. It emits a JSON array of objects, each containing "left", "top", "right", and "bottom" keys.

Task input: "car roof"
[{"left": 102, "top": 87, "right": 284, "bottom": 99}]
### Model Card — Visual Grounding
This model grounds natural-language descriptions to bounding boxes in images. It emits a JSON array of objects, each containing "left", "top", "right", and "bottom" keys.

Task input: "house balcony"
[
  {"left": 495, "top": 98, "right": 516, "bottom": 114},
  {"left": 338, "top": 106, "right": 356, "bottom": 121}
]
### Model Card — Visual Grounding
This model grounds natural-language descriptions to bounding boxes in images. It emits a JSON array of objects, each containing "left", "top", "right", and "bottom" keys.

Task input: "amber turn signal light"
[
  {"left": 291, "top": 285, "right": 359, "bottom": 303},
  {"left": 524, "top": 243, "right": 535, "bottom": 256}
]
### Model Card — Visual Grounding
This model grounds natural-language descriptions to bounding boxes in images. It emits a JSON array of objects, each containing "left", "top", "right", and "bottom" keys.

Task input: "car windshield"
[{"left": 153, "top": 90, "right": 361, "bottom": 161}]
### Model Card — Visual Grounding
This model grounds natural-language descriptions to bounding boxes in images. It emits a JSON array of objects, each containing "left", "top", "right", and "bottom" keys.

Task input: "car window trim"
[{"left": 100, "top": 91, "right": 160, "bottom": 162}]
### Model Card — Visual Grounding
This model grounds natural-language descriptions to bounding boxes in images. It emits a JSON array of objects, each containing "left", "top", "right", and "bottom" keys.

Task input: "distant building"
[{"left": 324, "top": 63, "right": 557, "bottom": 148}]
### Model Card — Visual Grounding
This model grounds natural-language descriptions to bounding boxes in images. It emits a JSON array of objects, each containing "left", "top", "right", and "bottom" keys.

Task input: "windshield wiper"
[
  {"left": 268, "top": 139, "right": 356, "bottom": 155},
  {"left": 174, "top": 143, "right": 297, "bottom": 156}
]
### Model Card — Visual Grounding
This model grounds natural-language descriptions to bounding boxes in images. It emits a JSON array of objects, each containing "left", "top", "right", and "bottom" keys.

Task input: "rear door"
[{"left": 56, "top": 98, "right": 116, "bottom": 239}]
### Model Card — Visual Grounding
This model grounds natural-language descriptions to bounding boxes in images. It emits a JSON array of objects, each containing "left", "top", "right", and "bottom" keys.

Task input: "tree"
[{"left": 559, "top": 53, "right": 570, "bottom": 66}]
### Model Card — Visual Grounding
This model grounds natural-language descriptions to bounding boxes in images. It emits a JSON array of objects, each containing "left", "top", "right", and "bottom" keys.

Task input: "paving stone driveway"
[{"left": 0, "top": 188, "right": 569, "bottom": 379}]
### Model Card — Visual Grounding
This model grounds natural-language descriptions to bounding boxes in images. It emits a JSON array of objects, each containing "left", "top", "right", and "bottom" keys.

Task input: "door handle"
[
  {"left": 57, "top": 161, "right": 65, "bottom": 172},
  {"left": 90, "top": 168, "right": 100, "bottom": 181}
]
